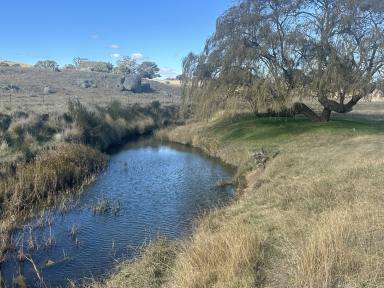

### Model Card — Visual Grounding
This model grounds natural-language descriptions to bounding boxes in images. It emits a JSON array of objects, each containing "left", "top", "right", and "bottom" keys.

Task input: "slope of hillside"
[{"left": 0, "top": 67, "right": 181, "bottom": 113}]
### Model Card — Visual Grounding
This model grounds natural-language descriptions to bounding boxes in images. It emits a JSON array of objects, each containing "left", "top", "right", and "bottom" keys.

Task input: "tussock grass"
[
  {"left": 0, "top": 100, "right": 178, "bottom": 165},
  {"left": 0, "top": 143, "right": 106, "bottom": 261},
  {"left": 0, "top": 99, "right": 178, "bottom": 264},
  {"left": 0, "top": 143, "right": 106, "bottom": 215},
  {"left": 153, "top": 115, "right": 384, "bottom": 287},
  {"left": 89, "top": 238, "right": 177, "bottom": 288},
  {"left": 290, "top": 204, "right": 384, "bottom": 288},
  {"left": 67, "top": 100, "right": 177, "bottom": 150},
  {"left": 168, "top": 221, "right": 265, "bottom": 288}
]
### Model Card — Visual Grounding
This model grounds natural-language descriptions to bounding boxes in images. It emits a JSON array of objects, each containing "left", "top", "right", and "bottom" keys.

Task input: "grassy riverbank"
[
  {"left": 96, "top": 115, "right": 384, "bottom": 287},
  {"left": 0, "top": 144, "right": 107, "bottom": 262},
  {"left": 0, "top": 100, "right": 178, "bottom": 264}
]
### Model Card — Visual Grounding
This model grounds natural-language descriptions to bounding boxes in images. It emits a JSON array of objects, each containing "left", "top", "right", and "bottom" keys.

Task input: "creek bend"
[{"left": 1, "top": 138, "right": 235, "bottom": 287}]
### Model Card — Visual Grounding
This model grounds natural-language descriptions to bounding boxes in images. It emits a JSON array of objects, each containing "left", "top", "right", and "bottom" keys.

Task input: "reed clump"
[
  {"left": 0, "top": 143, "right": 106, "bottom": 216},
  {"left": 0, "top": 143, "right": 106, "bottom": 261}
]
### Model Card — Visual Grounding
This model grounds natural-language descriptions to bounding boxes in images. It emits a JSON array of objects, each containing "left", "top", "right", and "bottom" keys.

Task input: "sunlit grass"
[{"left": 151, "top": 115, "right": 384, "bottom": 287}]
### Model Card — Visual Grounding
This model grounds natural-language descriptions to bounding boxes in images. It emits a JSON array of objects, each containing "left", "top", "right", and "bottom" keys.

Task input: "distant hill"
[
  {"left": 0, "top": 67, "right": 181, "bottom": 113},
  {"left": 0, "top": 60, "right": 32, "bottom": 68}
]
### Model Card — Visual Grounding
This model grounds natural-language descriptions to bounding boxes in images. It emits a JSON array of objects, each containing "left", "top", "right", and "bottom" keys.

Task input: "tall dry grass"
[
  {"left": 89, "top": 238, "right": 177, "bottom": 288},
  {"left": 290, "top": 204, "right": 384, "bottom": 288},
  {"left": 0, "top": 100, "right": 178, "bottom": 264},
  {"left": 0, "top": 143, "right": 106, "bottom": 216},
  {"left": 158, "top": 117, "right": 384, "bottom": 288},
  {"left": 0, "top": 143, "right": 106, "bottom": 262},
  {"left": 168, "top": 221, "right": 265, "bottom": 288}
]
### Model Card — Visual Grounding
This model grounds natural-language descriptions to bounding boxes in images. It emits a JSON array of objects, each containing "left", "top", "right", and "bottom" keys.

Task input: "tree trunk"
[
  {"left": 318, "top": 95, "right": 363, "bottom": 114},
  {"left": 291, "top": 102, "right": 324, "bottom": 122},
  {"left": 321, "top": 108, "right": 331, "bottom": 122},
  {"left": 254, "top": 94, "right": 364, "bottom": 122},
  {"left": 254, "top": 102, "right": 326, "bottom": 122}
]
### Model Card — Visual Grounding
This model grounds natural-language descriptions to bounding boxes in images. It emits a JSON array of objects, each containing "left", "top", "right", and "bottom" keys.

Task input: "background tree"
[
  {"left": 73, "top": 57, "right": 88, "bottom": 68},
  {"left": 137, "top": 61, "right": 160, "bottom": 79},
  {"left": 92, "top": 62, "right": 113, "bottom": 73},
  {"left": 182, "top": 0, "right": 384, "bottom": 121},
  {"left": 64, "top": 64, "right": 76, "bottom": 70},
  {"left": 116, "top": 56, "right": 137, "bottom": 74},
  {"left": 34, "top": 60, "right": 60, "bottom": 71}
]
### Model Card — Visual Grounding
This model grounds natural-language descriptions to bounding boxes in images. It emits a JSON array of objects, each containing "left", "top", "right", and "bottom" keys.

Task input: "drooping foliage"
[
  {"left": 182, "top": 0, "right": 384, "bottom": 121},
  {"left": 137, "top": 61, "right": 161, "bottom": 79},
  {"left": 116, "top": 58, "right": 160, "bottom": 79}
]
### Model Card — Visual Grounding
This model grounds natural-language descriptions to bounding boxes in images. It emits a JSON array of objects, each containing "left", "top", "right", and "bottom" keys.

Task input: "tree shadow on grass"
[{"left": 206, "top": 114, "right": 384, "bottom": 145}]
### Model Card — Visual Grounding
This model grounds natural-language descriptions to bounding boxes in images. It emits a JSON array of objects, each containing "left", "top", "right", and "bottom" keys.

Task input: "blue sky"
[{"left": 0, "top": 0, "right": 234, "bottom": 78}]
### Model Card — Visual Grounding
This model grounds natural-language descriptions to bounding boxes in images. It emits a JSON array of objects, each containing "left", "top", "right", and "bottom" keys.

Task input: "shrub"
[
  {"left": 77, "top": 60, "right": 113, "bottom": 73},
  {"left": 92, "top": 62, "right": 113, "bottom": 73},
  {"left": 34, "top": 60, "right": 59, "bottom": 71},
  {"left": 64, "top": 64, "right": 76, "bottom": 70}
]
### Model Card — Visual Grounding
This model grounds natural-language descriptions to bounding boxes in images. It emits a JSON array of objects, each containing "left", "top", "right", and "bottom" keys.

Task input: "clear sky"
[{"left": 0, "top": 0, "right": 234, "bottom": 78}]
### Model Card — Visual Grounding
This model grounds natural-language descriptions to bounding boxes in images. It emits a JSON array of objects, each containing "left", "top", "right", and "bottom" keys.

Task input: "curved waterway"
[{"left": 1, "top": 138, "right": 235, "bottom": 287}]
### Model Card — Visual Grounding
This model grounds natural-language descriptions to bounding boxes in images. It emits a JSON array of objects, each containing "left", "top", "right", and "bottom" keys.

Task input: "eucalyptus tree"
[
  {"left": 137, "top": 61, "right": 160, "bottom": 79},
  {"left": 34, "top": 60, "right": 60, "bottom": 71},
  {"left": 116, "top": 56, "right": 137, "bottom": 75},
  {"left": 182, "top": 0, "right": 384, "bottom": 121}
]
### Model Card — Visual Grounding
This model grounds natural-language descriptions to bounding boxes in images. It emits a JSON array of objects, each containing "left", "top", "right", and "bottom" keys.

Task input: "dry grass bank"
[
  {"left": 96, "top": 114, "right": 384, "bottom": 288},
  {"left": 0, "top": 99, "right": 178, "bottom": 264},
  {"left": 0, "top": 100, "right": 178, "bottom": 174},
  {"left": 88, "top": 238, "right": 177, "bottom": 288}
]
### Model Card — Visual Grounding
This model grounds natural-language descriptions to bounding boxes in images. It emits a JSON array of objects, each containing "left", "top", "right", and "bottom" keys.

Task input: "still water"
[{"left": 1, "top": 139, "right": 234, "bottom": 287}]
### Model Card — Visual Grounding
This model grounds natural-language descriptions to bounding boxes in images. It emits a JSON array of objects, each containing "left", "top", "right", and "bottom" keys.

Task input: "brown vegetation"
[
  {"left": 0, "top": 143, "right": 106, "bottom": 262},
  {"left": 88, "top": 238, "right": 177, "bottom": 288},
  {"left": 0, "top": 66, "right": 181, "bottom": 113},
  {"left": 0, "top": 98, "right": 178, "bottom": 264},
  {"left": 97, "top": 114, "right": 384, "bottom": 288},
  {"left": 161, "top": 116, "right": 384, "bottom": 287}
]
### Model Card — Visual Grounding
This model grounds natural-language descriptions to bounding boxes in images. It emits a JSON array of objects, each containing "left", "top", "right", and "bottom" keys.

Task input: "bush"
[
  {"left": 64, "top": 64, "right": 76, "bottom": 70},
  {"left": 34, "top": 60, "right": 59, "bottom": 71},
  {"left": 92, "top": 62, "right": 113, "bottom": 73},
  {"left": 77, "top": 60, "right": 113, "bottom": 73}
]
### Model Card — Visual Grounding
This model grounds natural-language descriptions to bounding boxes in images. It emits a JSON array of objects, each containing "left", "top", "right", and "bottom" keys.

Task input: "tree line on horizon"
[
  {"left": 181, "top": 0, "right": 384, "bottom": 122},
  {"left": 33, "top": 57, "right": 161, "bottom": 79}
]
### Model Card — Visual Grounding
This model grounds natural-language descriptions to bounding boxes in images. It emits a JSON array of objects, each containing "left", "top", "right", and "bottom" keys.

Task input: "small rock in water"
[{"left": 45, "top": 259, "right": 55, "bottom": 267}]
